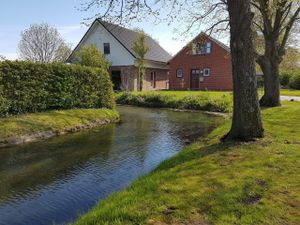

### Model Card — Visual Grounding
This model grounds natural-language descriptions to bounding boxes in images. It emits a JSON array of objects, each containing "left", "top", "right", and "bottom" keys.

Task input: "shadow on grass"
[{"left": 154, "top": 139, "right": 240, "bottom": 173}]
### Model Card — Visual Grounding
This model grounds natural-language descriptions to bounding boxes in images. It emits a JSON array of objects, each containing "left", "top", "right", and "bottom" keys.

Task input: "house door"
[
  {"left": 190, "top": 69, "right": 200, "bottom": 89},
  {"left": 111, "top": 71, "right": 122, "bottom": 90}
]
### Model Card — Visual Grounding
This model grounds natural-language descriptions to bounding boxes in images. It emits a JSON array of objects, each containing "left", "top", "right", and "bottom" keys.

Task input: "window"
[
  {"left": 191, "top": 69, "right": 201, "bottom": 75},
  {"left": 203, "top": 68, "right": 211, "bottom": 76},
  {"left": 176, "top": 68, "right": 183, "bottom": 78},
  {"left": 151, "top": 71, "right": 156, "bottom": 88},
  {"left": 192, "top": 42, "right": 212, "bottom": 55},
  {"left": 103, "top": 43, "right": 110, "bottom": 54}
]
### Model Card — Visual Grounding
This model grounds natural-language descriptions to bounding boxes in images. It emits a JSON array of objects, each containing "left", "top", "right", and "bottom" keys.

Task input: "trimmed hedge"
[
  {"left": 0, "top": 61, "right": 115, "bottom": 117},
  {"left": 116, "top": 92, "right": 232, "bottom": 113}
]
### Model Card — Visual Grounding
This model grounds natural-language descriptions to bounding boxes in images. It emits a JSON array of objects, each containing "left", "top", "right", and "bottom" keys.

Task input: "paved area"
[{"left": 281, "top": 96, "right": 300, "bottom": 102}]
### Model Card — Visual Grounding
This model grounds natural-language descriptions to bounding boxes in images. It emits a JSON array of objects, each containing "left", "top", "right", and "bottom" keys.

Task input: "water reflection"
[{"left": 0, "top": 106, "right": 223, "bottom": 225}]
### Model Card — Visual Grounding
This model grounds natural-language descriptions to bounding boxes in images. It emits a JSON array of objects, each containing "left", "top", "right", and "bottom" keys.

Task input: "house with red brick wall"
[
  {"left": 169, "top": 33, "right": 233, "bottom": 91},
  {"left": 68, "top": 19, "right": 171, "bottom": 91}
]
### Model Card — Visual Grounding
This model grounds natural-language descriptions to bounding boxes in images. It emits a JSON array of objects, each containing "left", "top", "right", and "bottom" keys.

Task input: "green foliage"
[
  {"left": 74, "top": 44, "right": 111, "bottom": 69},
  {"left": 289, "top": 71, "right": 300, "bottom": 90},
  {"left": 116, "top": 91, "right": 232, "bottom": 113},
  {"left": 73, "top": 102, "right": 300, "bottom": 225},
  {"left": 279, "top": 71, "right": 293, "bottom": 86},
  {"left": 0, "top": 61, "right": 115, "bottom": 117},
  {"left": 132, "top": 31, "right": 149, "bottom": 91}
]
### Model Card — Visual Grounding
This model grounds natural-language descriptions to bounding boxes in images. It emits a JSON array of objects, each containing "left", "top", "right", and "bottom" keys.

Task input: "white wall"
[{"left": 77, "top": 22, "right": 135, "bottom": 66}]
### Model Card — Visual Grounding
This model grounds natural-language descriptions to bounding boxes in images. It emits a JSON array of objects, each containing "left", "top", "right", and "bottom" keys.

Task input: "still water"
[{"left": 0, "top": 106, "right": 223, "bottom": 225}]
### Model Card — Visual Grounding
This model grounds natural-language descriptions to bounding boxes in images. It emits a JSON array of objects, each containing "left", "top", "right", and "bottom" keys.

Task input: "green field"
[
  {"left": 0, "top": 109, "right": 119, "bottom": 140},
  {"left": 74, "top": 101, "right": 300, "bottom": 225},
  {"left": 280, "top": 89, "right": 300, "bottom": 96}
]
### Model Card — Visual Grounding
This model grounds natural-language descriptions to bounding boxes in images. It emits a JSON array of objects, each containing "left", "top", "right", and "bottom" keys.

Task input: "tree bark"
[
  {"left": 223, "top": 0, "right": 264, "bottom": 141},
  {"left": 258, "top": 40, "right": 281, "bottom": 107}
]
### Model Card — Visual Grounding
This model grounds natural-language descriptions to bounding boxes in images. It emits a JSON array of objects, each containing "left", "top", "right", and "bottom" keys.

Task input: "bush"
[
  {"left": 0, "top": 61, "right": 115, "bottom": 117},
  {"left": 116, "top": 92, "right": 232, "bottom": 113},
  {"left": 289, "top": 72, "right": 300, "bottom": 90},
  {"left": 280, "top": 71, "right": 292, "bottom": 86}
]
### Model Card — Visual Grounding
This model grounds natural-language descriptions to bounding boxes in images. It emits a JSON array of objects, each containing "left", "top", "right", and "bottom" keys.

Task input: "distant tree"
[
  {"left": 53, "top": 42, "right": 72, "bottom": 62},
  {"left": 252, "top": 0, "right": 300, "bottom": 107},
  {"left": 18, "top": 23, "right": 71, "bottom": 63},
  {"left": 74, "top": 44, "right": 110, "bottom": 70},
  {"left": 132, "top": 31, "right": 149, "bottom": 91},
  {"left": 280, "top": 47, "right": 300, "bottom": 71}
]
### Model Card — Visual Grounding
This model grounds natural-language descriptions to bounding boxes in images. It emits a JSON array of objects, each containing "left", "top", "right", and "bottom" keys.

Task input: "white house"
[{"left": 68, "top": 19, "right": 171, "bottom": 91}]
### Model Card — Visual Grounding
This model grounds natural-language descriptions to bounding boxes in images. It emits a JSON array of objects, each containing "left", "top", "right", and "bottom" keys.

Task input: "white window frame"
[
  {"left": 176, "top": 68, "right": 183, "bottom": 78},
  {"left": 203, "top": 68, "right": 211, "bottom": 76}
]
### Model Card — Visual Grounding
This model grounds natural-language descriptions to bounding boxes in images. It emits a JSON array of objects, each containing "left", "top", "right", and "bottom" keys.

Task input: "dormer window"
[
  {"left": 192, "top": 42, "right": 212, "bottom": 55},
  {"left": 104, "top": 43, "right": 110, "bottom": 54}
]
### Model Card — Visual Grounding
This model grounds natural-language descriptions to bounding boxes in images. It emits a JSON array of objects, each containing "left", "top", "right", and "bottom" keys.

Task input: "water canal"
[{"left": 0, "top": 106, "right": 223, "bottom": 225}]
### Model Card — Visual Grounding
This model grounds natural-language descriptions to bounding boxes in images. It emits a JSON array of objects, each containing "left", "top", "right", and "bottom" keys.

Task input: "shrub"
[
  {"left": 289, "top": 72, "right": 300, "bottom": 90},
  {"left": 280, "top": 71, "right": 292, "bottom": 86},
  {"left": 0, "top": 61, "right": 115, "bottom": 117},
  {"left": 116, "top": 92, "right": 232, "bottom": 113}
]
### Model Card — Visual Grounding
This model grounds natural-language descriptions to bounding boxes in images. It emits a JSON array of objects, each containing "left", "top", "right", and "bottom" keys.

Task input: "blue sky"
[{"left": 0, "top": 0, "right": 189, "bottom": 59}]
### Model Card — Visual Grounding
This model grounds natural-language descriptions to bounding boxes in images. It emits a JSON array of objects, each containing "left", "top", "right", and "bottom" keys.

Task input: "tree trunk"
[
  {"left": 258, "top": 40, "right": 281, "bottom": 107},
  {"left": 223, "top": 0, "right": 264, "bottom": 141}
]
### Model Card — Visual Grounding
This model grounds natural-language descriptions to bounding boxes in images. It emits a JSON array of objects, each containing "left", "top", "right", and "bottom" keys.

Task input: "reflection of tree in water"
[{"left": 0, "top": 124, "right": 116, "bottom": 204}]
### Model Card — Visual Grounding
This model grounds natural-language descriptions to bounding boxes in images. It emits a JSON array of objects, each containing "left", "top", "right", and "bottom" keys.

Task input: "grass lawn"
[
  {"left": 116, "top": 91, "right": 233, "bottom": 113},
  {"left": 73, "top": 101, "right": 300, "bottom": 225},
  {"left": 0, "top": 109, "right": 119, "bottom": 140},
  {"left": 280, "top": 89, "right": 300, "bottom": 97}
]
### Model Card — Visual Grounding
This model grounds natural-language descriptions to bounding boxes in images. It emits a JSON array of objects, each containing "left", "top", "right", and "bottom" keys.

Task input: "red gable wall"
[{"left": 169, "top": 35, "right": 233, "bottom": 91}]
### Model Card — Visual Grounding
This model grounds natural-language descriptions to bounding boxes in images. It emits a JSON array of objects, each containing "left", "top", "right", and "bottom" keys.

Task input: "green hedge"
[
  {"left": 279, "top": 69, "right": 300, "bottom": 89},
  {"left": 0, "top": 61, "right": 115, "bottom": 117},
  {"left": 116, "top": 92, "right": 232, "bottom": 113},
  {"left": 289, "top": 72, "right": 300, "bottom": 90}
]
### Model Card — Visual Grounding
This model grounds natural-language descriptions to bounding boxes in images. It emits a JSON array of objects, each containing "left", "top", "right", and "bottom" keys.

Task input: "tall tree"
[
  {"left": 252, "top": 0, "right": 300, "bottom": 107},
  {"left": 224, "top": 0, "right": 264, "bottom": 140},
  {"left": 18, "top": 23, "right": 71, "bottom": 63},
  {"left": 132, "top": 31, "right": 149, "bottom": 91},
  {"left": 81, "top": 0, "right": 264, "bottom": 141}
]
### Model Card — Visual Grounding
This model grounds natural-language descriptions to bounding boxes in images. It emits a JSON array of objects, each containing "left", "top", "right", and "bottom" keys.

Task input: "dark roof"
[{"left": 98, "top": 19, "right": 172, "bottom": 63}]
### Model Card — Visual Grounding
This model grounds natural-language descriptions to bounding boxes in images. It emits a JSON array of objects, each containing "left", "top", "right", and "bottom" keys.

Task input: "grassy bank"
[
  {"left": 74, "top": 101, "right": 300, "bottom": 225},
  {"left": 0, "top": 109, "right": 119, "bottom": 145},
  {"left": 116, "top": 91, "right": 233, "bottom": 113}
]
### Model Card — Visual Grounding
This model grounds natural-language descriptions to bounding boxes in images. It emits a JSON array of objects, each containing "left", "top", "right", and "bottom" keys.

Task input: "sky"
[{"left": 0, "top": 0, "right": 192, "bottom": 60}]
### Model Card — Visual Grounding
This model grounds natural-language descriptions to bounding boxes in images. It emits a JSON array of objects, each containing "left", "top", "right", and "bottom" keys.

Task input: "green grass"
[
  {"left": 280, "top": 89, "right": 300, "bottom": 96},
  {"left": 0, "top": 109, "right": 119, "bottom": 140},
  {"left": 116, "top": 91, "right": 233, "bottom": 113},
  {"left": 73, "top": 101, "right": 300, "bottom": 225}
]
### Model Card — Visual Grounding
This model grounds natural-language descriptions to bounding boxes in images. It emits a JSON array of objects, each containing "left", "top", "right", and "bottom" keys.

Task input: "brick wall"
[
  {"left": 169, "top": 37, "right": 233, "bottom": 91},
  {"left": 110, "top": 66, "right": 168, "bottom": 91}
]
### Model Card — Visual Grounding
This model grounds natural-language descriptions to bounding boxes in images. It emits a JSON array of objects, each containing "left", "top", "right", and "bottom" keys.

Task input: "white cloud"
[{"left": 57, "top": 25, "right": 83, "bottom": 36}]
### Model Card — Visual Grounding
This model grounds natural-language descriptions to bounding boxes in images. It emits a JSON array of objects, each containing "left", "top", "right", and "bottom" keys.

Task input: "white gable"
[{"left": 75, "top": 21, "right": 135, "bottom": 66}]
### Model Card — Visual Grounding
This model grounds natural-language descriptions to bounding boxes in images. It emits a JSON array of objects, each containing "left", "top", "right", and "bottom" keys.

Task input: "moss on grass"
[
  {"left": 73, "top": 101, "right": 300, "bottom": 225},
  {"left": 0, "top": 109, "right": 119, "bottom": 140}
]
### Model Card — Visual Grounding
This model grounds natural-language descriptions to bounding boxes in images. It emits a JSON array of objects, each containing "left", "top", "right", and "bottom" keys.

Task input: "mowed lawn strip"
[
  {"left": 0, "top": 109, "right": 119, "bottom": 140},
  {"left": 73, "top": 101, "right": 300, "bottom": 225}
]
